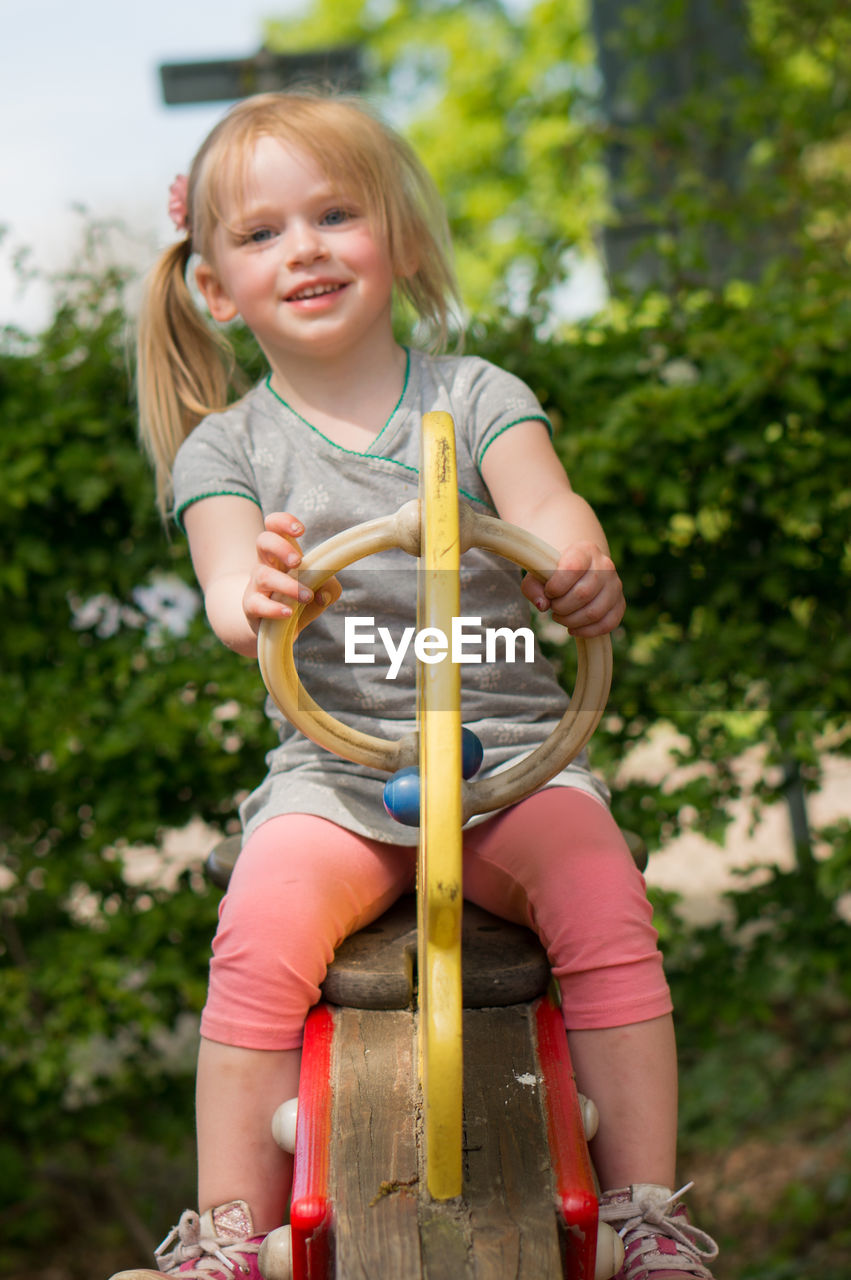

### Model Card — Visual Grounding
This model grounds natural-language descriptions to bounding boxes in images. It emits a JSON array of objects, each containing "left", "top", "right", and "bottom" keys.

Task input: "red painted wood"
[
  {"left": 535, "top": 995, "right": 599, "bottom": 1280},
  {"left": 291, "top": 1004, "right": 334, "bottom": 1279}
]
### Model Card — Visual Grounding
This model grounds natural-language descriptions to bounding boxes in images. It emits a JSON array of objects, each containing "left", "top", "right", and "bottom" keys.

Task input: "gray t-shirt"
[{"left": 172, "top": 349, "right": 610, "bottom": 844}]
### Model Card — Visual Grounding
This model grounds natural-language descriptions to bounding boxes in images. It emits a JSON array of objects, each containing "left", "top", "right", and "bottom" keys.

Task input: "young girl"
[{"left": 113, "top": 91, "right": 718, "bottom": 1280}]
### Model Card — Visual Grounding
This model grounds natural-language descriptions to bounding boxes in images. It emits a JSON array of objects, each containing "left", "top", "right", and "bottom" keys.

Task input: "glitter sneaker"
[
  {"left": 599, "top": 1183, "right": 719, "bottom": 1279},
  {"left": 108, "top": 1200, "right": 269, "bottom": 1279}
]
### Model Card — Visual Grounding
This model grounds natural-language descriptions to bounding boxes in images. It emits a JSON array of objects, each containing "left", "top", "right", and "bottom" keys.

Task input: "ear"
[{"left": 195, "top": 261, "right": 239, "bottom": 324}]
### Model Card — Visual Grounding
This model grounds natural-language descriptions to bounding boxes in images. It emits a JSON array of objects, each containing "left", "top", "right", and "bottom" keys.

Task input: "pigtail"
[
  {"left": 390, "top": 145, "right": 461, "bottom": 354},
  {"left": 136, "top": 238, "right": 247, "bottom": 519}
]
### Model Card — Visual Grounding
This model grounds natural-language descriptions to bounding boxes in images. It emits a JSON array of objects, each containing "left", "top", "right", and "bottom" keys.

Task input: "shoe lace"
[
  {"left": 600, "top": 1183, "right": 719, "bottom": 1270},
  {"left": 154, "top": 1210, "right": 260, "bottom": 1277}
]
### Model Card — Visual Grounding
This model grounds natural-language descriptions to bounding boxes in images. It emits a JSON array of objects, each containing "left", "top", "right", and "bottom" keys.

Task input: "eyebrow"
[{"left": 229, "top": 202, "right": 282, "bottom": 224}]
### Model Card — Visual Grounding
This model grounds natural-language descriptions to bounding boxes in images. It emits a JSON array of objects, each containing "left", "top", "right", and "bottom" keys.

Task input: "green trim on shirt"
[
  {"left": 262, "top": 355, "right": 493, "bottom": 511},
  {"left": 263, "top": 348, "right": 411, "bottom": 458},
  {"left": 476, "top": 415, "right": 553, "bottom": 470},
  {"left": 174, "top": 489, "right": 262, "bottom": 530}
]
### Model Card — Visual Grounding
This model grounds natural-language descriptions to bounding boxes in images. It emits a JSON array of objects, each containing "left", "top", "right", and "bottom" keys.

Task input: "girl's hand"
[
  {"left": 243, "top": 512, "right": 341, "bottom": 634},
  {"left": 523, "top": 541, "right": 625, "bottom": 637}
]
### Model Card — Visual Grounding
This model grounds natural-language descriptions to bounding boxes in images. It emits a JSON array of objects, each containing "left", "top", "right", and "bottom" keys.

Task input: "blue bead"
[
  {"left": 383, "top": 766, "right": 421, "bottom": 826},
  {"left": 384, "top": 731, "right": 482, "bottom": 825},
  {"left": 461, "top": 727, "right": 484, "bottom": 779}
]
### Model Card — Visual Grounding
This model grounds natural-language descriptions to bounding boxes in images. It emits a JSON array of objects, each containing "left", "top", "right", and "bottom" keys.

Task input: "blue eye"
[
  {"left": 248, "top": 227, "right": 275, "bottom": 243},
  {"left": 321, "top": 207, "right": 353, "bottom": 227}
]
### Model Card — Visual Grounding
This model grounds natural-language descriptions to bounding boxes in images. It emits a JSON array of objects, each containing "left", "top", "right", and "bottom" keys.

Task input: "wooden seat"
[{"left": 322, "top": 895, "right": 551, "bottom": 1011}]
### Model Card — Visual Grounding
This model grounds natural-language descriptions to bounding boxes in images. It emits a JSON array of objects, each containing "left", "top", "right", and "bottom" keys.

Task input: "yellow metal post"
[{"left": 417, "top": 411, "right": 463, "bottom": 1200}]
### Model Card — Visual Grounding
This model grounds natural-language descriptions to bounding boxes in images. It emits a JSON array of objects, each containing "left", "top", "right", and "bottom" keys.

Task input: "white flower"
[
  {"left": 69, "top": 592, "right": 145, "bottom": 638},
  {"left": 659, "top": 358, "right": 700, "bottom": 387},
  {"left": 68, "top": 574, "right": 200, "bottom": 643},
  {"left": 132, "top": 573, "right": 201, "bottom": 639}
]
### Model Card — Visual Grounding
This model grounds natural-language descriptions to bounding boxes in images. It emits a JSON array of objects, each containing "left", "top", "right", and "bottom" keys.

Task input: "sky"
[{"left": 1, "top": 0, "right": 300, "bottom": 331}]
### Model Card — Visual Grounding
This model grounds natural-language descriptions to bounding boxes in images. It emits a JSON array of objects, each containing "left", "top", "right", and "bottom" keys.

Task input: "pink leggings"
[{"left": 201, "top": 788, "right": 672, "bottom": 1050}]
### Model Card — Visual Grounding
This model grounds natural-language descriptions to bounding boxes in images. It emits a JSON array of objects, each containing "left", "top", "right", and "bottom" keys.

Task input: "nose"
[{"left": 284, "top": 219, "right": 329, "bottom": 267}]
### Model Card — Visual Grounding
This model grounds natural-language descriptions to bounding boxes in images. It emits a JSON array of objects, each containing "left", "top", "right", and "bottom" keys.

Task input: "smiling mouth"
[{"left": 287, "top": 283, "right": 346, "bottom": 301}]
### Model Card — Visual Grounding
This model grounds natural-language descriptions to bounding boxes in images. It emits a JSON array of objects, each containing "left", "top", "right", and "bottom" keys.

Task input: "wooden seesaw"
[{"left": 208, "top": 412, "right": 629, "bottom": 1280}]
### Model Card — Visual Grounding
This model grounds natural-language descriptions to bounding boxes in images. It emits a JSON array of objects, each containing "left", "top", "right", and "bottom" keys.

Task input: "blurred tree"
[
  {"left": 266, "top": 0, "right": 851, "bottom": 306},
  {"left": 590, "top": 0, "right": 851, "bottom": 290},
  {"left": 590, "top": 0, "right": 761, "bottom": 287}
]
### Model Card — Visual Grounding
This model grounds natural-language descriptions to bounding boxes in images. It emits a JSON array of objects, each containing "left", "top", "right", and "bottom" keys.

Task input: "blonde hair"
[{"left": 137, "top": 91, "right": 460, "bottom": 516}]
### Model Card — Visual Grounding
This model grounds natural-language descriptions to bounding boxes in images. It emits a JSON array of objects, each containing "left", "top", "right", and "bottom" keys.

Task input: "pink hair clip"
[{"left": 168, "top": 174, "right": 190, "bottom": 233}]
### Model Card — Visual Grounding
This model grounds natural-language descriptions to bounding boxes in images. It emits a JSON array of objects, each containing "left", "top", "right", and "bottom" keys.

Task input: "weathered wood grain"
[
  {"left": 328, "top": 1003, "right": 568, "bottom": 1278},
  {"left": 331, "top": 1008, "right": 422, "bottom": 1279},
  {"left": 462, "top": 1006, "right": 564, "bottom": 1278}
]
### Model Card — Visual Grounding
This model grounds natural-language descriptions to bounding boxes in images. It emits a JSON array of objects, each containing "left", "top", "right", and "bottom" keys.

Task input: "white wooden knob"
[
  {"left": 578, "top": 1092, "right": 600, "bottom": 1139},
  {"left": 271, "top": 1097, "right": 298, "bottom": 1153},
  {"left": 258, "top": 1225, "right": 292, "bottom": 1280},
  {"left": 594, "top": 1220, "right": 625, "bottom": 1280}
]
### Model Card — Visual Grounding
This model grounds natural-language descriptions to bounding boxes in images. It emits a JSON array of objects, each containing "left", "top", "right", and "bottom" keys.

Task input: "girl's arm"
[
  {"left": 480, "top": 421, "right": 625, "bottom": 637},
  {"left": 183, "top": 496, "right": 326, "bottom": 658}
]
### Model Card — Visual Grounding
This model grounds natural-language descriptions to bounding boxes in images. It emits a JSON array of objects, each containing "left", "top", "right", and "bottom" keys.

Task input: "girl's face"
[{"left": 195, "top": 137, "right": 397, "bottom": 368}]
